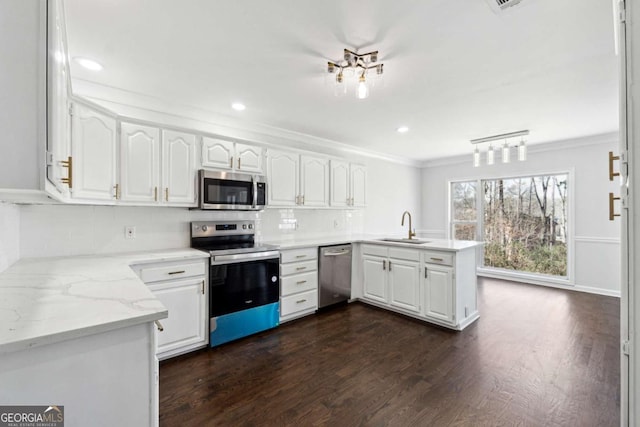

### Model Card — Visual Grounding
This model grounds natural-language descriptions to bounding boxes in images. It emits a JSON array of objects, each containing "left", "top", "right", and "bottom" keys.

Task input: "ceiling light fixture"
[
  {"left": 396, "top": 126, "right": 409, "bottom": 133},
  {"left": 231, "top": 102, "right": 246, "bottom": 111},
  {"left": 73, "top": 57, "right": 103, "bottom": 71},
  {"left": 470, "top": 130, "right": 529, "bottom": 167},
  {"left": 327, "top": 48, "right": 384, "bottom": 100}
]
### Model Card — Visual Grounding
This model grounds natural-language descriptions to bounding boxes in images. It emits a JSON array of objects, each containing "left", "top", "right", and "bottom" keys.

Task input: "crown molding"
[{"left": 71, "top": 78, "right": 422, "bottom": 167}]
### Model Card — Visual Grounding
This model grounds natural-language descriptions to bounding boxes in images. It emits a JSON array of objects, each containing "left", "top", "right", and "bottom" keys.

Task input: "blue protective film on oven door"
[{"left": 210, "top": 302, "right": 280, "bottom": 347}]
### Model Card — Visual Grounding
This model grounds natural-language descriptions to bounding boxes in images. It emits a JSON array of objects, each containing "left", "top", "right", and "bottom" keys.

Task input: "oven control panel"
[{"left": 191, "top": 221, "right": 255, "bottom": 238}]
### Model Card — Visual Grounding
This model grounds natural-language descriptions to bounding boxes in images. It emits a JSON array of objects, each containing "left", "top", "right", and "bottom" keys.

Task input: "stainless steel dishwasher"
[{"left": 318, "top": 244, "right": 352, "bottom": 308}]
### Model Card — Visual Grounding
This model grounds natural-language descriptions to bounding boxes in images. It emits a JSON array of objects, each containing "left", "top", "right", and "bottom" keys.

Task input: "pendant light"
[
  {"left": 487, "top": 145, "right": 495, "bottom": 165},
  {"left": 518, "top": 137, "right": 527, "bottom": 161},
  {"left": 502, "top": 140, "right": 511, "bottom": 163},
  {"left": 473, "top": 147, "right": 481, "bottom": 167},
  {"left": 470, "top": 130, "right": 529, "bottom": 167}
]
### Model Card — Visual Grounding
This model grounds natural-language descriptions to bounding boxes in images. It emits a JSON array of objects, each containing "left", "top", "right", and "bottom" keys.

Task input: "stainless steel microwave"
[{"left": 198, "top": 170, "right": 267, "bottom": 210}]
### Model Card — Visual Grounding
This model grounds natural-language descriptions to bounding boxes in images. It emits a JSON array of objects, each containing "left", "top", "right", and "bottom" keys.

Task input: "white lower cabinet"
[
  {"left": 423, "top": 263, "right": 454, "bottom": 323},
  {"left": 280, "top": 247, "right": 318, "bottom": 322},
  {"left": 133, "top": 259, "right": 208, "bottom": 360},
  {"left": 359, "top": 243, "right": 478, "bottom": 331},
  {"left": 361, "top": 245, "right": 420, "bottom": 315}
]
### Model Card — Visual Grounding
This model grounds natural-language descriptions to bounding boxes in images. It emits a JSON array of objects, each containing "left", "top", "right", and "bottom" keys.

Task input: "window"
[
  {"left": 450, "top": 174, "right": 569, "bottom": 279},
  {"left": 450, "top": 181, "right": 478, "bottom": 240}
]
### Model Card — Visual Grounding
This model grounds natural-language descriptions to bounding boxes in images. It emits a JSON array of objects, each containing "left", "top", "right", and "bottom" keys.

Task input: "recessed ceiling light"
[
  {"left": 231, "top": 102, "right": 246, "bottom": 111},
  {"left": 396, "top": 126, "right": 409, "bottom": 133},
  {"left": 73, "top": 57, "right": 103, "bottom": 71}
]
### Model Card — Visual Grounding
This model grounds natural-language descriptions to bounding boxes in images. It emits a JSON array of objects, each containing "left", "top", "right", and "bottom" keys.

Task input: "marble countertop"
[
  {"left": 0, "top": 249, "right": 209, "bottom": 354},
  {"left": 265, "top": 234, "right": 483, "bottom": 252}
]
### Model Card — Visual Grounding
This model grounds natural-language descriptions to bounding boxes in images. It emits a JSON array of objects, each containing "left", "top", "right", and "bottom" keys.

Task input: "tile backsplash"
[
  {"left": 18, "top": 204, "right": 364, "bottom": 258},
  {"left": 0, "top": 202, "right": 20, "bottom": 271}
]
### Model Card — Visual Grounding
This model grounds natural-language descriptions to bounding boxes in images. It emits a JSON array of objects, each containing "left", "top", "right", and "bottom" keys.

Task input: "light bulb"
[
  {"left": 502, "top": 141, "right": 510, "bottom": 163},
  {"left": 487, "top": 145, "right": 495, "bottom": 165},
  {"left": 473, "top": 147, "right": 481, "bottom": 167},
  {"left": 518, "top": 139, "right": 527, "bottom": 161},
  {"left": 357, "top": 73, "right": 369, "bottom": 99}
]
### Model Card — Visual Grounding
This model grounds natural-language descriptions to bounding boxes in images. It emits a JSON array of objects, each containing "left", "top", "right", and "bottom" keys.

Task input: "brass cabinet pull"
[
  {"left": 430, "top": 257, "right": 444, "bottom": 262},
  {"left": 296, "top": 299, "right": 307, "bottom": 304},
  {"left": 296, "top": 280, "right": 307, "bottom": 285},
  {"left": 609, "top": 151, "right": 620, "bottom": 181},
  {"left": 302, "top": 195, "right": 305, "bottom": 205},
  {"left": 388, "top": 260, "right": 392, "bottom": 271},
  {"left": 154, "top": 320, "right": 164, "bottom": 332},
  {"left": 154, "top": 186, "right": 158, "bottom": 201},
  {"left": 167, "top": 270, "right": 185, "bottom": 275},
  {"left": 201, "top": 280, "right": 205, "bottom": 295},
  {"left": 113, "top": 183, "right": 120, "bottom": 199},
  {"left": 238, "top": 157, "right": 241, "bottom": 169},
  {"left": 230, "top": 156, "right": 233, "bottom": 169},
  {"left": 609, "top": 192, "right": 620, "bottom": 221},
  {"left": 165, "top": 188, "right": 169, "bottom": 202},
  {"left": 382, "top": 260, "right": 386, "bottom": 270},
  {"left": 425, "top": 268, "right": 428, "bottom": 279},
  {"left": 296, "top": 266, "right": 307, "bottom": 271},
  {"left": 295, "top": 255, "right": 307, "bottom": 259},
  {"left": 60, "top": 156, "right": 73, "bottom": 188}
]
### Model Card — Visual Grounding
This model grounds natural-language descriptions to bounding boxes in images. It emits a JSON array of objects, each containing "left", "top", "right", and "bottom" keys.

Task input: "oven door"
[
  {"left": 200, "top": 170, "right": 258, "bottom": 210},
  {"left": 209, "top": 252, "right": 280, "bottom": 317}
]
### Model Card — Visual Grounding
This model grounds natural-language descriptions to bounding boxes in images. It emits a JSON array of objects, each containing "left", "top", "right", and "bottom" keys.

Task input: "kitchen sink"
[{"left": 378, "top": 238, "right": 431, "bottom": 244}]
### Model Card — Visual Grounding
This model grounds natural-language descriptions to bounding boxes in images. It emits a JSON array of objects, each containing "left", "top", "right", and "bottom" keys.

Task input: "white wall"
[
  {"left": 19, "top": 158, "right": 422, "bottom": 258},
  {"left": 421, "top": 133, "right": 620, "bottom": 295},
  {"left": 0, "top": 203, "right": 20, "bottom": 272}
]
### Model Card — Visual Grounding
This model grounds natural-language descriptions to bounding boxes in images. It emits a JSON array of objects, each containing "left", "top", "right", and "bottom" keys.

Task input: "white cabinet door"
[
  {"left": 162, "top": 130, "right": 197, "bottom": 205},
  {"left": 424, "top": 264, "right": 454, "bottom": 323},
  {"left": 236, "top": 143, "right": 263, "bottom": 173},
  {"left": 121, "top": 123, "right": 160, "bottom": 203},
  {"left": 202, "top": 137, "right": 233, "bottom": 170},
  {"left": 46, "top": 0, "right": 71, "bottom": 198},
  {"left": 300, "top": 155, "right": 329, "bottom": 207},
  {"left": 267, "top": 149, "right": 299, "bottom": 206},
  {"left": 149, "top": 277, "right": 207, "bottom": 357},
  {"left": 388, "top": 258, "right": 421, "bottom": 313},
  {"left": 330, "top": 160, "right": 350, "bottom": 207},
  {"left": 71, "top": 103, "right": 117, "bottom": 201},
  {"left": 362, "top": 255, "right": 387, "bottom": 303},
  {"left": 350, "top": 164, "right": 367, "bottom": 207}
]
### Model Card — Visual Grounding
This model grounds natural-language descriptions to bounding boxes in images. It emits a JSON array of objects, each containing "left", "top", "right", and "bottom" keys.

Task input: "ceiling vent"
[{"left": 485, "top": 0, "right": 525, "bottom": 13}]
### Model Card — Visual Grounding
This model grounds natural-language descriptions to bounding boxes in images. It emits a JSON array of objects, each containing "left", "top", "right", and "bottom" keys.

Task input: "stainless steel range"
[{"left": 191, "top": 220, "right": 280, "bottom": 347}]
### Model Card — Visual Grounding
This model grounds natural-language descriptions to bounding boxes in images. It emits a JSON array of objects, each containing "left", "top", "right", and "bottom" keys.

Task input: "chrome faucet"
[{"left": 401, "top": 211, "right": 416, "bottom": 240}]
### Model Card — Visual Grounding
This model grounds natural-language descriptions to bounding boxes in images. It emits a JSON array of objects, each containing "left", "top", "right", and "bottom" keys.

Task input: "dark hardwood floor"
[{"left": 159, "top": 278, "right": 620, "bottom": 426}]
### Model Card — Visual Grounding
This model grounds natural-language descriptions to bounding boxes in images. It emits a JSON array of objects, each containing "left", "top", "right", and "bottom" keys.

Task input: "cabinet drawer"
[
  {"left": 423, "top": 251, "right": 454, "bottom": 266},
  {"left": 281, "top": 271, "right": 318, "bottom": 296},
  {"left": 139, "top": 262, "right": 206, "bottom": 283},
  {"left": 389, "top": 247, "right": 420, "bottom": 261},
  {"left": 281, "top": 247, "right": 317, "bottom": 263},
  {"left": 280, "top": 289, "right": 318, "bottom": 316},
  {"left": 281, "top": 260, "right": 317, "bottom": 276},
  {"left": 362, "top": 244, "right": 388, "bottom": 257}
]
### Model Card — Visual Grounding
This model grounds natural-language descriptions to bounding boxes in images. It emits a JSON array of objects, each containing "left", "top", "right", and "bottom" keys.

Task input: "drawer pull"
[
  {"left": 167, "top": 270, "right": 186, "bottom": 275},
  {"left": 609, "top": 151, "right": 620, "bottom": 181},
  {"left": 430, "top": 257, "right": 444, "bottom": 262},
  {"left": 295, "top": 255, "right": 307, "bottom": 259},
  {"left": 296, "top": 280, "right": 307, "bottom": 285},
  {"left": 609, "top": 192, "right": 621, "bottom": 221},
  {"left": 154, "top": 320, "right": 164, "bottom": 332},
  {"left": 296, "top": 266, "right": 307, "bottom": 271},
  {"left": 383, "top": 260, "right": 386, "bottom": 270},
  {"left": 296, "top": 299, "right": 307, "bottom": 304}
]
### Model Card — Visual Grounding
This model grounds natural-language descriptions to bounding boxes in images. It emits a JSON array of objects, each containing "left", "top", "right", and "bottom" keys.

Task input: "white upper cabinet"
[
  {"left": 330, "top": 160, "right": 350, "bottom": 207},
  {"left": 162, "top": 130, "right": 197, "bottom": 205},
  {"left": 329, "top": 160, "right": 367, "bottom": 207},
  {"left": 267, "top": 149, "right": 299, "bottom": 206},
  {"left": 201, "top": 138, "right": 264, "bottom": 174},
  {"left": 120, "top": 122, "right": 160, "bottom": 203},
  {"left": 350, "top": 163, "right": 367, "bottom": 207},
  {"left": 235, "top": 143, "right": 263, "bottom": 173},
  {"left": 201, "top": 137, "right": 233, "bottom": 170},
  {"left": 300, "top": 155, "right": 329, "bottom": 207},
  {"left": 71, "top": 103, "right": 117, "bottom": 201}
]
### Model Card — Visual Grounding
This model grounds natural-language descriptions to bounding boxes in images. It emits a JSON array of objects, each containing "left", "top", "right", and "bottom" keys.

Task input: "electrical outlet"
[{"left": 125, "top": 226, "right": 136, "bottom": 239}]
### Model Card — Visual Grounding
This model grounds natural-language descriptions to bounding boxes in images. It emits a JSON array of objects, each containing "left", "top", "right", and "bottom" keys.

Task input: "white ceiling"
[{"left": 63, "top": 0, "right": 619, "bottom": 162}]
